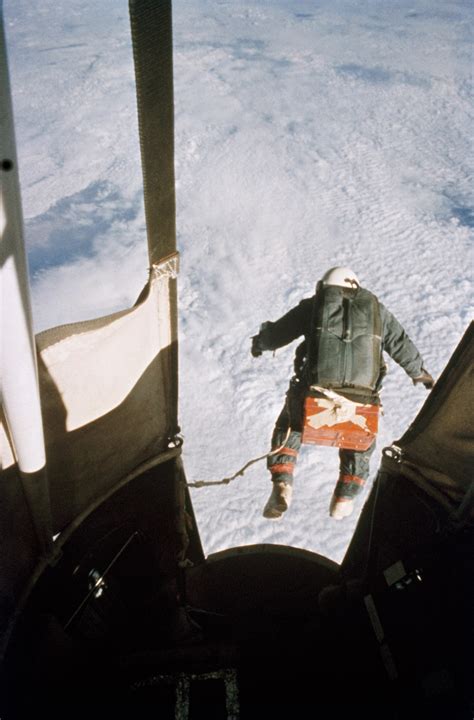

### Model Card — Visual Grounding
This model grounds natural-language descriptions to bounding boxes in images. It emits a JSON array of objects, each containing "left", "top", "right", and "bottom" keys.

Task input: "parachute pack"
[{"left": 306, "top": 283, "right": 383, "bottom": 392}]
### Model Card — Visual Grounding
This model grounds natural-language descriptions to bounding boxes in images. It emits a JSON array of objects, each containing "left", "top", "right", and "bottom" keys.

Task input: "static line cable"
[{"left": 186, "top": 427, "right": 292, "bottom": 488}]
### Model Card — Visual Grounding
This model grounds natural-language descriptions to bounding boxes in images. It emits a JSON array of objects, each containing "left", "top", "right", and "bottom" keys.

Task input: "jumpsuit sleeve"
[
  {"left": 254, "top": 299, "right": 311, "bottom": 352},
  {"left": 379, "top": 302, "right": 425, "bottom": 379}
]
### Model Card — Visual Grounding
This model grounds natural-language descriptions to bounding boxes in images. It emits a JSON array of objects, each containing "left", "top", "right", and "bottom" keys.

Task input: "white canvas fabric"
[{"left": 35, "top": 255, "right": 179, "bottom": 533}]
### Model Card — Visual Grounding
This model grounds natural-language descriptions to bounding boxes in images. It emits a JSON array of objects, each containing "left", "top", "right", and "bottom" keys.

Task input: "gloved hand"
[
  {"left": 412, "top": 368, "right": 435, "bottom": 389},
  {"left": 251, "top": 335, "right": 263, "bottom": 358},
  {"left": 293, "top": 341, "right": 307, "bottom": 374}
]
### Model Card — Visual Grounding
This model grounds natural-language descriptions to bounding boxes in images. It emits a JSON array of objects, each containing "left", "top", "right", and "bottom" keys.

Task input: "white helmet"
[{"left": 321, "top": 266, "right": 360, "bottom": 288}]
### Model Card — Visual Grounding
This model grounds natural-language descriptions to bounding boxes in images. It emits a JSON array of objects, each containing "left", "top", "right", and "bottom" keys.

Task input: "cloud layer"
[{"left": 5, "top": 0, "right": 473, "bottom": 561}]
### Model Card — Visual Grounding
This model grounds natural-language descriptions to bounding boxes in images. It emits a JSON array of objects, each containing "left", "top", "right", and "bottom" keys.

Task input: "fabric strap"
[
  {"left": 129, "top": 0, "right": 177, "bottom": 265},
  {"left": 129, "top": 0, "right": 179, "bottom": 425}
]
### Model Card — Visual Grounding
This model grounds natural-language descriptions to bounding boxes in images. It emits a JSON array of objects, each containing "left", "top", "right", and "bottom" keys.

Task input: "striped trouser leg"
[
  {"left": 267, "top": 382, "right": 305, "bottom": 485},
  {"left": 267, "top": 396, "right": 301, "bottom": 485},
  {"left": 335, "top": 441, "right": 376, "bottom": 499},
  {"left": 267, "top": 426, "right": 301, "bottom": 486}
]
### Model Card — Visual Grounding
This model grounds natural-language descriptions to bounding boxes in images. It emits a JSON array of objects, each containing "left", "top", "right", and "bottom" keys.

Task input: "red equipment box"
[{"left": 302, "top": 394, "right": 379, "bottom": 451}]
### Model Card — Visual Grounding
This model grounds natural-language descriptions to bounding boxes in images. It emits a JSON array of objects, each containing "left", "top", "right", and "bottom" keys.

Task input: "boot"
[
  {"left": 263, "top": 482, "right": 293, "bottom": 520},
  {"left": 329, "top": 494, "right": 354, "bottom": 520}
]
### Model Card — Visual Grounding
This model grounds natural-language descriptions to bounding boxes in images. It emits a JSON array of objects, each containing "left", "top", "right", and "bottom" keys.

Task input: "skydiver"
[{"left": 251, "top": 266, "right": 434, "bottom": 520}]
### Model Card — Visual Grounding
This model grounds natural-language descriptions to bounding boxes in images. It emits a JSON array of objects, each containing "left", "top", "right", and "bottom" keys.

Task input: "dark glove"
[
  {"left": 251, "top": 335, "right": 263, "bottom": 358},
  {"left": 412, "top": 368, "right": 435, "bottom": 389},
  {"left": 293, "top": 341, "right": 307, "bottom": 374}
]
